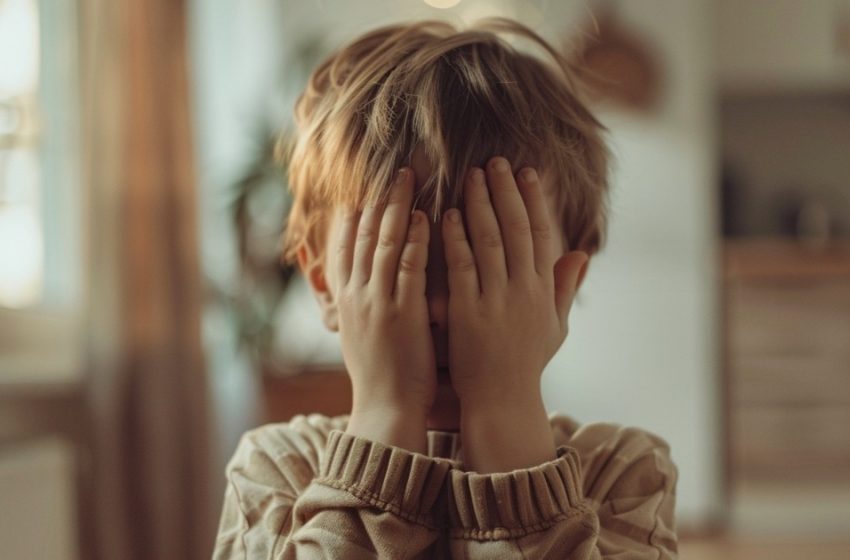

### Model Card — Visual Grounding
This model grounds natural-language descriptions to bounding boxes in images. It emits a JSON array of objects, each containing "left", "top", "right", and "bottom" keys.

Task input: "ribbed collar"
[{"left": 426, "top": 429, "right": 461, "bottom": 461}]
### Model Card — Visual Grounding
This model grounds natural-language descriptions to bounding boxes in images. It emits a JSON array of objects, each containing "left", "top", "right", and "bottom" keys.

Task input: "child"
[{"left": 214, "top": 17, "right": 678, "bottom": 559}]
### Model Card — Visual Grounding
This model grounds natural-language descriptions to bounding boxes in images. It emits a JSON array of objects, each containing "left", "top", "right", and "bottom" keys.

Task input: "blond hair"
[{"left": 279, "top": 17, "right": 610, "bottom": 266}]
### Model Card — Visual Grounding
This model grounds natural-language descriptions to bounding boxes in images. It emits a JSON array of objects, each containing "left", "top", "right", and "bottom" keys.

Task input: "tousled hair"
[{"left": 279, "top": 17, "right": 610, "bottom": 266}]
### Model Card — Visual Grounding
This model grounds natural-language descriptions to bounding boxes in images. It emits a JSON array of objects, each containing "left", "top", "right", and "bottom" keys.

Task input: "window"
[
  {"left": 0, "top": 0, "right": 42, "bottom": 308},
  {"left": 0, "top": 0, "right": 82, "bottom": 383}
]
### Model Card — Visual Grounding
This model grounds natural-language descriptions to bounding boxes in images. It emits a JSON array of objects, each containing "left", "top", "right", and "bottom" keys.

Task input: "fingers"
[
  {"left": 442, "top": 207, "right": 480, "bottom": 298},
  {"left": 372, "top": 168, "right": 415, "bottom": 294},
  {"left": 350, "top": 168, "right": 410, "bottom": 287},
  {"left": 515, "top": 167, "right": 556, "bottom": 282},
  {"left": 335, "top": 205, "right": 361, "bottom": 288},
  {"left": 463, "top": 167, "right": 507, "bottom": 293},
  {"left": 484, "top": 157, "right": 535, "bottom": 279},
  {"left": 395, "top": 209, "right": 430, "bottom": 305},
  {"left": 350, "top": 198, "right": 382, "bottom": 286},
  {"left": 339, "top": 159, "right": 547, "bottom": 305}
]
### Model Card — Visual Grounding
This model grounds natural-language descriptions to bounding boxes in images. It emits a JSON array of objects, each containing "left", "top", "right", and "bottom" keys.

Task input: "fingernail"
[
  {"left": 397, "top": 168, "right": 408, "bottom": 183},
  {"left": 493, "top": 158, "right": 509, "bottom": 173},
  {"left": 411, "top": 211, "right": 422, "bottom": 224},
  {"left": 521, "top": 168, "right": 537, "bottom": 182},
  {"left": 447, "top": 209, "right": 460, "bottom": 223}
]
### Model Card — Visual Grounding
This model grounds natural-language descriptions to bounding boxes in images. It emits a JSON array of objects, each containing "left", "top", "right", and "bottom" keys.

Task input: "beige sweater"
[{"left": 213, "top": 413, "right": 678, "bottom": 559}]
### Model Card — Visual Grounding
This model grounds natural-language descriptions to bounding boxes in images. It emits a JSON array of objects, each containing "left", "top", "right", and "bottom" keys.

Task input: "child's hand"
[
  {"left": 337, "top": 168, "right": 435, "bottom": 453},
  {"left": 442, "top": 157, "right": 588, "bottom": 471}
]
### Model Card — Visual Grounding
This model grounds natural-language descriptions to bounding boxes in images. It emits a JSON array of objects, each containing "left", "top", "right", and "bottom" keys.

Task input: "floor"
[
  {"left": 679, "top": 537, "right": 850, "bottom": 560},
  {"left": 678, "top": 478, "right": 850, "bottom": 558}
]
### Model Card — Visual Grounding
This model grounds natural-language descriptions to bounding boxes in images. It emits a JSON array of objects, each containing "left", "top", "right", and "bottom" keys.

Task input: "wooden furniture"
[
  {"left": 261, "top": 366, "right": 351, "bottom": 423},
  {"left": 723, "top": 238, "right": 850, "bottom": 530}
]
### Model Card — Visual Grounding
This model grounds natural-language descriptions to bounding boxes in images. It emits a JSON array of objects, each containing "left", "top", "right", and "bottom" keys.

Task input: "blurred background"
[{"left": 1, "top": 0, "right": 849, "bottom": 558}]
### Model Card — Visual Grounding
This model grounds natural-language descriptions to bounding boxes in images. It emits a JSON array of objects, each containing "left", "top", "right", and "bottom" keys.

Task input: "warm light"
[
  {"left": 0, "top": 0, "right": 39, "bottom": 96},
  {"left": 457, "top": 0, "right": 520, "bottom": 25},
  {"left": 0, "top": 148, "right": 41, "bottom": 308},
  {"left": 0, "top": 203, "right": 43, "bottom": 308},
  {"left": 424, "top": 0, "right": 462, "bottom": 9}
]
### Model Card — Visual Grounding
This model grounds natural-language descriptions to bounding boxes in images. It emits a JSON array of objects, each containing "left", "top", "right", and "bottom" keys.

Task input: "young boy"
[{"left": 214, "top": 18, "right": 678, "bottom": 559}]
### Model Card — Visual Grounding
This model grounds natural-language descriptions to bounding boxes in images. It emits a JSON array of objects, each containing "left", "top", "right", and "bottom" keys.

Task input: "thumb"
[{"left": 554, "top": 251, "right": 589, "bottom": 329}]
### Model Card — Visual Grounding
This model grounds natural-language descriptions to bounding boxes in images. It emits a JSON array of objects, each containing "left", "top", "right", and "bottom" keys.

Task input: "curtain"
[{"left": 81, "top": 0, "right": 215, "bottom": 558}]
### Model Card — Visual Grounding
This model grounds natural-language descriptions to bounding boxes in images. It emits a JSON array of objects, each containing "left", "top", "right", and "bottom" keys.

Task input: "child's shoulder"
[
  {"left": 549, "top": 412, "right": 673, "bottom": 456},
  {"left": 549, "top": 412, "right": 677, "bottom": 501},
  {"left": 226, "top": 413, "right": 349, "bottom": 476}
]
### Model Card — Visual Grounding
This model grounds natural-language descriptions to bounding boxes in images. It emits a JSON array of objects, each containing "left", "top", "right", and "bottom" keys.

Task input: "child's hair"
[{"left": 278, "top": 17, "right": 610, "bottom": 266}]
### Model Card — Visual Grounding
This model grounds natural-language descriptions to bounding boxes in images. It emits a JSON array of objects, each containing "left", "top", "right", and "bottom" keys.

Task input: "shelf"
[{"left": 724, "top": 238, "right": 850, "bottom": 280}]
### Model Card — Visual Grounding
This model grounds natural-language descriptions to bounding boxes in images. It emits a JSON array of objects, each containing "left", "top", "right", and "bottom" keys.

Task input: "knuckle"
[
  {"left": 478, "top": 231, "right": 503, "bottom": 249},
  {"left": 450, "top": 257, "right": 477, "bottom": 273},
  {"left": 510, "top": 218, "right": 532, "bottom": 235},
  {"left": 367, "top": 295, "right": 395, "bottom": 317},
  {"left": 406, "top": 228, "right": 425, "bottom": 244},
  {"left": 523, "top": 277, "right": 543, "bottom": 294},
  {"left": 356, "top": 225, "right": 377, "bottom": 242},
  {"left": 376, "top": 233, "right": 399, "bottom": 250},
  {"left": 397, "top": 256, "right": 421, "bottom": 275},
  {"left": 530, "top": 222, "right": 552, "bottom": 240},
  {"left": 343, "top": 209, "right": 359, "bottom": 227},
  {"left": 510, "top": 278, "right": 540, "bottom": 300},
  {"left": 337, "top": 286, "right": 357, "bottom": 308}
]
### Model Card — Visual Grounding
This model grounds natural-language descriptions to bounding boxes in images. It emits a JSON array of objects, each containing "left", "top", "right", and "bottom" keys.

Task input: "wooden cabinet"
[
  {"left": 726, "top": 239, "right": 850, "bottom": 483},
  {"left": 724, "top": 239, "right": 850, "bottom": 530}
]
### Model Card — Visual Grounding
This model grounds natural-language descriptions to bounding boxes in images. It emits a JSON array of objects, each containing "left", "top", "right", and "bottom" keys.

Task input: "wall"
[
  {"left": 540, "top": 0, "right": 723, "bottom": 528},
  {"left": 0, "top": 438, "right": 78, "bottom": 560}
]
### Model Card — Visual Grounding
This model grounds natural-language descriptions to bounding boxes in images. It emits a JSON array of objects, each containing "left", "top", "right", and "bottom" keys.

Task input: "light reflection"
[
  {"left": 0, "top": 0, "right": 39, "bottom": 96},
  {"left": 424, "top": 0, "right": 462, "bottom": 9},
  {"left": 0, "top": 0, "right": 42, "bottom": 309},
  {"left": 456, "top": 0, "right": 521, "bottom": 25},
  {"left": 0, "top": 203, "right": 42, "bottom": 308},
  {"left": 0, "top": 148, "right": 42, "bottom": 311}
]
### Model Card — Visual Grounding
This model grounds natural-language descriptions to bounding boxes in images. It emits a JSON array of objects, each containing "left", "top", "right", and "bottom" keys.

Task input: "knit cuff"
[
  {"left": 316, "top": 430, "right": 454, "bottom": 527},
  {"left": 448, "top": 446, "right": 588, "bottom": 540}
]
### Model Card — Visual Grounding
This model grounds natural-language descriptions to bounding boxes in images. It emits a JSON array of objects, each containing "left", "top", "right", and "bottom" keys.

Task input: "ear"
[
  {"left": 575, "top": 255, "right": 590, "bottom": 292},
  {"left": 296, "top": 242, "right": 339, "bottom": 332},
  {"left": 553, "top": 251, "right": 590, "bottom": 329}
]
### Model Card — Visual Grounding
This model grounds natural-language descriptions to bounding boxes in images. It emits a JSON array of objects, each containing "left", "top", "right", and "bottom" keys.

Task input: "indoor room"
[{"left": 1, "top": 0, "right": 849, "bottom": 558}]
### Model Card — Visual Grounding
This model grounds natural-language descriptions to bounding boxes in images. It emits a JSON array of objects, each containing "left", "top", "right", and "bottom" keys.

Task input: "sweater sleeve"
[
  {"left": 446, "top": 426, "right": 679, "bottom": 559},
  {"left": 213, "top": 416, "right": 456, "bottom": 560}
]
